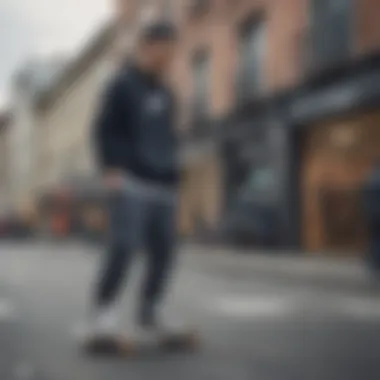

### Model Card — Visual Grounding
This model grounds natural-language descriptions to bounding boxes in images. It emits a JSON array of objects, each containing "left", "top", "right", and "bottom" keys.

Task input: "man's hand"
[{"left": 104, "top": 169, "right": 124, "bottom": 191}]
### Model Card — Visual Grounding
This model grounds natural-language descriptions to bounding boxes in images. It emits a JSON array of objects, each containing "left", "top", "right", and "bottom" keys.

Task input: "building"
[
  {"left": 9, "top": 58, "right": 66, "bottom": 211},
  {"left": 167, "top": 0, "right": 380, "bottom": 255},
  {"left": 34, "top": 24, "right": 117, "bottom": 194},
  {"left": 183, "top": 0, "right": 380, "bottom": 255},
  {"left": 272, "top": 0, "right": 380, "bottom": 255},
  {"left": 176, "top": 0, "right": 309, "bottom": 239},
  {"left": 8, "top": 0, "right": 380, "bottom": 253},
  {"left": 32, "top": 0, "right": 180, "bottom": 196}
]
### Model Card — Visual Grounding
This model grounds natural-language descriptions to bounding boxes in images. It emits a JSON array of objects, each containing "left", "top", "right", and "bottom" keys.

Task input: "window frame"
[
  {"left": 308, "top": 0, "right": 354, "bottom": 68},
  {"left": 236, "top": 13, "right": 267, "bottom": 102},
  {"left": 191, "top": 48, "right": 212, "bottom": 120}
]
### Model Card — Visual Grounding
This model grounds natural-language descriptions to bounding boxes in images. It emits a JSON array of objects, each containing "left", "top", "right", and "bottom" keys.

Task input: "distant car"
[{"left": 222, "top": 167, "right": 279, "bottom": 248}]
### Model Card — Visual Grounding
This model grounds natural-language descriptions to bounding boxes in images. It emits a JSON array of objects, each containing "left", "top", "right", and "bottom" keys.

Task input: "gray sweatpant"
[{"left": 94, "top": 175, "right": 178, "bottom": 324}]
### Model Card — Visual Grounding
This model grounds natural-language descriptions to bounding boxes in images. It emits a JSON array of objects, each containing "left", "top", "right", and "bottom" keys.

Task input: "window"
[
  {"left": 189, "top": 0, "right": 210, "bottom": 17},
  {"left": 310, "top": 0, "right": 352, "bottom": 68},
  {"left": 239, "top": 167, "right": 277, "bottom": 202},
  {"left": 191, "top": 50, "right": 211, "bottom": 122},
  {"left": 246, "top": 168, "right": 275, "bottom": 192},
  {"left": 139, "top": 0, "right": 157, "bottom": 24},
  {"left": 236, "top": 16, "right": 266, "bottom": 103},
  {"left": 162, "top": 0, "right": 174, "bottom": 20}
]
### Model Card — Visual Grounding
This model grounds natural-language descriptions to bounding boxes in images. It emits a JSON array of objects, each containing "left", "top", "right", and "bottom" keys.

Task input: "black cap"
[{"left": 140, "top": 21, "right": 178, "bottom": 43}]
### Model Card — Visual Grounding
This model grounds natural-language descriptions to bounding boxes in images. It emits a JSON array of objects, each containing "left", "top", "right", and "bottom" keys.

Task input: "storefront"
[
  {"left": 284, "top": 54, "right": 380, "bottom": 255},
  {"left": 220, "top": 53, "right": 380, "bottom": 254},
  {"left": 220, "top": 112, "right": 283, "bottom": 247}
]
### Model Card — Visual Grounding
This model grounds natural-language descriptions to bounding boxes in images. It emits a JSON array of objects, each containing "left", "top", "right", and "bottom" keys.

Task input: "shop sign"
[
  {"left": 290, "top": 85, "right": 358, "bottom": 122},
  {"left": 289, "top": 72, "right": 380, "bottom": 123}
]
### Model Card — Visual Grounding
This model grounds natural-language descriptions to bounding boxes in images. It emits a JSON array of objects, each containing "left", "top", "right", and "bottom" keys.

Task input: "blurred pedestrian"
[
  {"left": 85, "top": 21, "right": 182, "bottom": 340},
  {"left": 363, "top": 159, "right": 380, "bottom": 275}
]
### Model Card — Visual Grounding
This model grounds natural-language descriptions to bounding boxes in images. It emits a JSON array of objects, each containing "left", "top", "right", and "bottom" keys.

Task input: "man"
[{"left": 89, "top": 21, "right": 181, "bottom": 338}]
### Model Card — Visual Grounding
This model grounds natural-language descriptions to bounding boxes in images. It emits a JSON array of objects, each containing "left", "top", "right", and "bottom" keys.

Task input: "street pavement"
[{"left": 0, "top": 242, "right": 379, "bottom": 380}]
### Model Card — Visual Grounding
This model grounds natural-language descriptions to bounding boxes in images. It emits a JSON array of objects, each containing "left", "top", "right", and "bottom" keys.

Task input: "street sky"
[{"left": 0, "top": 0, "right": 112, "bottom": 109}]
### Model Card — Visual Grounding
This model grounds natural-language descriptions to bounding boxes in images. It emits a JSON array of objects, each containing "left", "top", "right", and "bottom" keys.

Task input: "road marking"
[{"left": 210, "top": 295, "right": 295, "bottom": 319}]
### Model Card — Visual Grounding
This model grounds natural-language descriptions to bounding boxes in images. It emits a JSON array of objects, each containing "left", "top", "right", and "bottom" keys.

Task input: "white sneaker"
[
  {"left": 74, "top": 306, "right": 120, "bottom": 342},
  {"left": 93, "top": 306, "right": 119, "bottom": 336}
]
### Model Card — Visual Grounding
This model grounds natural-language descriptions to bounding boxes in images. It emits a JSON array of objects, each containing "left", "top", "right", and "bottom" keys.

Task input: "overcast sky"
[{"left": 0, "top": 0, "right": 112, "bottom": 109}]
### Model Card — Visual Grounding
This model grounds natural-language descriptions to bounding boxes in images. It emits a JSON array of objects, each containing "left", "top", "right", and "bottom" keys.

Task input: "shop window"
[
  {"left": 310, "top": 0, "right": 352, "bottom": 69},
  {"left": 239, "top": 167, "right": 277, "bottom": 202},
  {"left": 236, "top": 15, "right": 267, "bottom": 104}
]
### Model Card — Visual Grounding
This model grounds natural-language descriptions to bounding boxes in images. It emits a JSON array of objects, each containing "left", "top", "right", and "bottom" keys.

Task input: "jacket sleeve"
[{"left": 92, "top": 74, "right": 127, "bottom": 171}]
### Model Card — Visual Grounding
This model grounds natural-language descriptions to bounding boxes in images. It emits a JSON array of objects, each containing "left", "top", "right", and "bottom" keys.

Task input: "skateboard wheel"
[
  {"left": 83, "top": 336, "right": 136, "bottom": 356},
  {"left": 117, "top": 339, "right": 137, "bottom": 356},
  {"left": 161, "top": 330, "right": 200, "bottom": 351}
]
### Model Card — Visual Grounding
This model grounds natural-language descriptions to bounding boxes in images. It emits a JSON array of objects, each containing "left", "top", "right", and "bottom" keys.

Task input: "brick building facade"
[
  {"left": 163, "top": 0, "right": 380, "bottom": 253},
  {"left": 170, "top": 0, "right": 311, "bottom": 238},
  {"left": 12, "top": 0, "right": 379, "bottom": 250}
]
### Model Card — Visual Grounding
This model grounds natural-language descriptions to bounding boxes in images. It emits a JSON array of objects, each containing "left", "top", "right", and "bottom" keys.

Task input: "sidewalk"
[
  {"left": 183, "top": 244, "right": 375, "bottom": 291},
  {"left": 0, "top": 240, "right": 375, "bottom": 291}
]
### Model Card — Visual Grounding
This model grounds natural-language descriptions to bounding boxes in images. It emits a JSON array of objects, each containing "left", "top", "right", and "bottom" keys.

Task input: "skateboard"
[{"left": 82, "top": 330, "right": 200, "bottom": 356}]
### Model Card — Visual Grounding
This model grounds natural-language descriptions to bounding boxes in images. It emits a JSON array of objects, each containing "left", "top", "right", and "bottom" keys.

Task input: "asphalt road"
[{"left": 0, "top": 242, "right": 379, "bottom": 380}]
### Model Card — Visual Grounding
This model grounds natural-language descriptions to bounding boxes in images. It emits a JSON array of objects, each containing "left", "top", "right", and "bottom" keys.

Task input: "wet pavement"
[{"left": 0, "top": 242, "right": 379, "bottom": 380}]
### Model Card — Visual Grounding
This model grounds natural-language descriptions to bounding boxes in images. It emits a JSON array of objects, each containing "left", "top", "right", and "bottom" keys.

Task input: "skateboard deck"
[{"left": 83, "top": 330, "right": 200, "bottom": 356}]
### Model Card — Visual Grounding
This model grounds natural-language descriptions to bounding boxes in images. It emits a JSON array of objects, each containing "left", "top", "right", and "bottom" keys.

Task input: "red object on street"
[{"left": 52, "top": 214, "right": 69, "bottom": 236}]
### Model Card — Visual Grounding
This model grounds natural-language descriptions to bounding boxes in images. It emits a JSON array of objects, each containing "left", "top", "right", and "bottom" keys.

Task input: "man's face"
[{"left": 142, "top": 40, "right": 176, "bottom": 73}]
